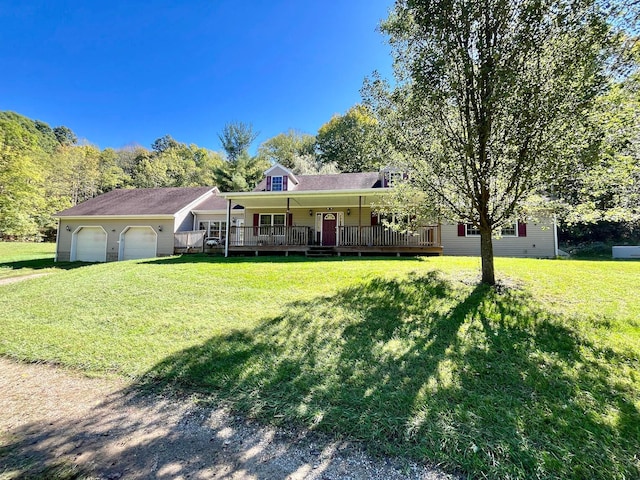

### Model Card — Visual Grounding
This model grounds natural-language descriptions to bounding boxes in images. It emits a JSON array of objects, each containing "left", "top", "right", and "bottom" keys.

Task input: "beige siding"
[
  {"left": 243, "top": 207, "right": 375, "bottom": 228},
  {"left": 441, "top": 219, "right": 556, "bottom": 258},
  {"left": 194, "top": 213, "right": 228, "bottom": 224},
  {"left": 57, "top": 218, "right": 175, "bottom": 262},
  {"left": 266, "top": 165, "right": 291, "bottom": 178}
]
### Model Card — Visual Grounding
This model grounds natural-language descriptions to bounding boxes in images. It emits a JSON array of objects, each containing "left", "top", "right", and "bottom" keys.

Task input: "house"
[
  {"left": 54, "top": 165, "right": 557, "bottom": 262},
  {"left": 55, "top": 187, "right": 219, "bottom": 262},
  {"left": 220, "top": 164, "right": 558, "bottom": 258}
]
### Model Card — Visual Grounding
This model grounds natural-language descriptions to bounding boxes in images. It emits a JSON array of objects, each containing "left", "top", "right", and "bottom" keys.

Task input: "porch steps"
[{"left": 305, "top": 246, "right": 336, "bottom": 258}]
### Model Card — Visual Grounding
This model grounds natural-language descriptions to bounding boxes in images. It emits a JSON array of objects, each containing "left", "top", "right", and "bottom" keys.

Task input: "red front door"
[{"left": 322, "top": 213, "right": 337, "bottom": 246}]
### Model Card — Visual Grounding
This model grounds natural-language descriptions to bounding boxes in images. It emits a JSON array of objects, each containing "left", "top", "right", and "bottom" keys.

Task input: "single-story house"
[
  {"left": 55, "top": 186, "right": 219, "bottom": 262},
  {"left": 220, "top": 164, "right": 558, "bottom": 258}
]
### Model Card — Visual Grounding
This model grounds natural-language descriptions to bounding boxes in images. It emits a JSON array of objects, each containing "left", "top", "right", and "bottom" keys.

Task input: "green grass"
[
  {"left": 0, "top": 244, "right": 638, "bottom": 479},
  {"left": 0, "top": 242, "right": 58, "bottom": 280}
]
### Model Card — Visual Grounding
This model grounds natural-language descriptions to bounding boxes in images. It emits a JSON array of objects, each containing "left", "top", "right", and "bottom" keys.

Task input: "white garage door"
[
  {"left": 75, "top": 227, "right": 107, "bottom": 262},
  {"left": 122, "top": 227, "right": 157, "bottom": 260}
]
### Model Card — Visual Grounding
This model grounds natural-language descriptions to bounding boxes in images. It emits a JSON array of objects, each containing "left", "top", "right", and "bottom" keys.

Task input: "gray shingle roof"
[
  {"left": 56, "top": 187, "right": 215, "bottom": 217},
  {"left": 253, "top": 172, "right": 382, "bottom": 192},
  {"left": 191, "top": 195, "right": 244, "bottom": 211}
]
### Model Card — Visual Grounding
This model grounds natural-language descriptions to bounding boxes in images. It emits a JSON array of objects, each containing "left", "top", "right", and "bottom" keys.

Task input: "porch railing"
[
  {"left": 227, "top": 225, "right": 441, "bottom": 248},
  {"left": 228, "top": 226, "right": 312, "bottom": 247},
  {"left": 338, "top": 225, "right": 440, "bottom": 247}
]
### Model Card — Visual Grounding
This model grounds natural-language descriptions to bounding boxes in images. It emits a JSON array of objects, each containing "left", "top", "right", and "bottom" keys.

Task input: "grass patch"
[
  {"left": 0, "top": 245, "right": 638, "bottom": 479},
  {"left": 0, "top": 241, "right": 65, "bottom": 280}
]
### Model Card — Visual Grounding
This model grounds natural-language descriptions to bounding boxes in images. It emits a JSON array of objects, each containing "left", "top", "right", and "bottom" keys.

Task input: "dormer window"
[
  {"left": 388, "top": 172, "right": 403, "bottom": 187},
  {"left": 271, "top": 176, "right": 283, "bottom": 191},
  {"left": 266, "top": 175, "right": 288, "bottom": 191},
  {"left": 381, "top": 169, "right": 407, "bottom": 188}
]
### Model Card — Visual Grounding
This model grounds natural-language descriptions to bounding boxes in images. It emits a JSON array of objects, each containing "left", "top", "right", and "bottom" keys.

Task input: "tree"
[
  {"left": 217, "top": 122, "right": 258, "bottom": 162},
  {"left": 555, "top": 44, "right": 640, "bottom": 231},
  {"left": 0, "top": 118, "right": 46, "bottom": 238},
  {"left": 316, "top": 104, "right": 384, "bottom": 172},
  {"left": 53, "top": 125, "right": 78, "bottom": 146},
  {"left": 214, "top": 122, "right": 268, "bottom": 191},
  {"left": 257, "top": 130, "right": 316, "bottom": 171},
  {"left": 377, "top": 0, "right": 615, "bottom": 284}
]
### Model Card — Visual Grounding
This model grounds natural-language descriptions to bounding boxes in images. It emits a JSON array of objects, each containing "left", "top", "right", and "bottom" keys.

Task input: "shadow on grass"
[
  {"left": 141, "top": 253, "right": 426, "bottom": 265},
  {"left": 137, "top": 271, "right": 639, "bottom": 479},
  {"left": 2, "top": 272, "right": 638, "bottom": 479},
  {"left": 0, "top": 257, "right": 94, "bottom": 272}
]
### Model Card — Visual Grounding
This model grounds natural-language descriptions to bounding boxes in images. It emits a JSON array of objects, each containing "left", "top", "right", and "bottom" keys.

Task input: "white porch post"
[
  {"left": 358, "top": 195, "right": 362, "bottom": 246},
  {"left": 224, "top": 199, "right": 231, "bottom": 257}
]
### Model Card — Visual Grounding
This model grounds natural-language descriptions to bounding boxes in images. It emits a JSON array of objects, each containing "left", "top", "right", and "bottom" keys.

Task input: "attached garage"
[
  {"left": 54, "top": 186, "right": 219, "bottom": 262},
  {"left": 120, "top": 226, "right": 157, "bottom": 260},
  {"left": 72, "top": 227, "right": 107, "bottom": 262}
]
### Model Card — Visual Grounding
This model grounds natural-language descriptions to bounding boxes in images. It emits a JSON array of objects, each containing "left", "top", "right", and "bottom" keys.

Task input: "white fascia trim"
[
  {"left": 191, "top": 209, "right": 229, "bottom": 214},
  {"left": 222, "top": 188, "right": 390, "bottom": 200}
]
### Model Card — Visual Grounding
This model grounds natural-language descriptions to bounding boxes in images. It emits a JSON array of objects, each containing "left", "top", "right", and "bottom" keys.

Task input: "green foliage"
[
  {"left": 376, "top": 0, "right": 616, "bottom": 283},
  {"left": 217, "top": 122, "right": 258, "bottom": 162},
  {"left": 0, "top": 112, "right": 225, "bottom": 238},
  {"left": 559, "top": 72, "right": 640, "bottom": 227},
  {"left": 214, "top": 122, "right": 268, "bottom": 191},
  {"left": 256, "top": 130, "right": 316, "bottom": 171},
  {"left": 316, "top": 104, "right": 384, "bottom": 173},
  {"left": 0, "top": 250, "right": 638, "bottom": 479},
  {"left": 0, "top": 117, "right": 47, "bottom": 238},
  {"left": 52, "top": 125, "right": 78, "bottom": 146}
]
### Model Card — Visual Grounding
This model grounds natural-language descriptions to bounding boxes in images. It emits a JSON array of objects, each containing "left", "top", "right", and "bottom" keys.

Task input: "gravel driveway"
[{"left": 0, "top": 358, "right": 456, "bottom": 479}]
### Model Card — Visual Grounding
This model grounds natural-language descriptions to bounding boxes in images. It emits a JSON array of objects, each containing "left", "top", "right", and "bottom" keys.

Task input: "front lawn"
[
  {"left": 0, "top": 242, "right": 57, "bottom": 280},
  {"left": 0, "top": 247, "right": 638, "bottom": 479}
]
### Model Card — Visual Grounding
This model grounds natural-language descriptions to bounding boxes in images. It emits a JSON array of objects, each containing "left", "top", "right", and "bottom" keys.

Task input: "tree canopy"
[
  {"left": 316, "top": 104, "right": 384, "bottom": 173},
  {"left": 375, "top": 0, "right": 619, "bottom": 284},
  {"left": 213, "top": 122, "right": 269, "bottom": 192}
]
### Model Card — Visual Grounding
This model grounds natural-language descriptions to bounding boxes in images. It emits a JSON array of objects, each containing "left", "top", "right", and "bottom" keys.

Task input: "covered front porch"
[{"left": 221, "top": 189, "right": 443, "bottom": 256}]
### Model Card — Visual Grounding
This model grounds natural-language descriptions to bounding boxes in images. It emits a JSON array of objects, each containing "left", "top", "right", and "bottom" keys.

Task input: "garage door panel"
[
  {"left": 75, "top": 227, "right": 107, "bottom": 262},
  {"left": 122, "top": 227, "right": 157, "bottom": 260}
]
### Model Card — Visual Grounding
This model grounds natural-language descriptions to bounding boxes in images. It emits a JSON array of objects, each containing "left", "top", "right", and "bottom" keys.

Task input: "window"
[
  {"left": 199, "top": 221, "right": 227, "bottom": 239},
  {"left": 271, "top": 176, "right": 283, "bottom": 191},
  {"left": 466, "top": 224, "right": 481, "bottom": 236},
  {"left": 461, "top": 221, "right": 519, "bottom": 237},
  {"left": 259, "top": 214, "right": 286, "bottom": 235},
  {"left": 500, "top": 222, "right": 517, "bottom": 237},
  {"left": 388, "top": 172, "right": 403, "bottom": 187}
]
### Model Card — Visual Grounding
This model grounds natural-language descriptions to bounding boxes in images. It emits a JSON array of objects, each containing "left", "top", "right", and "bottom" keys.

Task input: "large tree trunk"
[{"left": 479, "top": 226, "right": 496, "bottom": 285}]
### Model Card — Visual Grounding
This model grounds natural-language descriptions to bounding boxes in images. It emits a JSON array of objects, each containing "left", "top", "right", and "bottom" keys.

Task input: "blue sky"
[{"left": 0, "top": 0, "right": 395, "bottom": 152}]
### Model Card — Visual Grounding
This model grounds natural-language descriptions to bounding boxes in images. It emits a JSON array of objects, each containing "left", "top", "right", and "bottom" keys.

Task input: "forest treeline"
[{"left": 1, "top": 57, "right": 638, "bottom": 245}]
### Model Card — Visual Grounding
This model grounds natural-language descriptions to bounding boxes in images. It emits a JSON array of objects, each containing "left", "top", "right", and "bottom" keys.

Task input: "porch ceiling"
[{"left": 222, "top": 191, "right": 387, "bottom": 209}]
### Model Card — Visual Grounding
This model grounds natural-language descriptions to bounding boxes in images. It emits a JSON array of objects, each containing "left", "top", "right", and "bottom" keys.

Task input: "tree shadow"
[
  {"left": 0, "top": 258, "right": 95, "bottom": 272},
  {"left": 132, "top": 271, "right": 639, "bottom": 478},
  {"left": 2, "top": 271, "right": 638, "bottom": 479},
  {"left": 141, "top": 253, "right": 424, "bottom": 265}
]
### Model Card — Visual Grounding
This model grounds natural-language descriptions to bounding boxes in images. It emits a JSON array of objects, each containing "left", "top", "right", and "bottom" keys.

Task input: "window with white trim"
[
  {"left": 199, "top": 221, "right": 227, "bottom": 239},
  {"left": 259, "top": 214, "right": 286, "bottom": 235},
  {"left": 466, "top": 224, "right": 481, "bottom": 236},
  {"left": 500, "top": 222, "right": 518, "bottom": 237},
  {"left": 271, "top": 176, "right": 283, "bottom": 191},
  {"left": 464, "top": 221, "right": 518, "bottom": 237}
]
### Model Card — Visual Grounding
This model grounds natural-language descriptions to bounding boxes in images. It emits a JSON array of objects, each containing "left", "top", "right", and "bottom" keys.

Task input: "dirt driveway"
[{"left": 0, "top": 358, "right": 456, "bottom": 479}]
